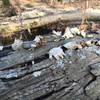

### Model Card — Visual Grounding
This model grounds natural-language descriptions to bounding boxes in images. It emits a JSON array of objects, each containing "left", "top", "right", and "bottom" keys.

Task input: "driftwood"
[
  {"left": 0, "top": 11, "right": 100, "bottom": 37},
  {"left": 0, "top": 45, "right": 100, "bottom": 100}
]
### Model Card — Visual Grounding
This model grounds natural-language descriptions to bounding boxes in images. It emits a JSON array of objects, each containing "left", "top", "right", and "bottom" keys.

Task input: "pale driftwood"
[{"left": 0, "top": 11, "right": 100, "bottom": 37}]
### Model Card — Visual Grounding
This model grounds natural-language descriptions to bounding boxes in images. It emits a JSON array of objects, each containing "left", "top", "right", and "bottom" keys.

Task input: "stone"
[
  {"left": 56, "top": 59, "right": 65, "bottom": 68},
  {"left": 85, "top": 77, "right": 100, "bottom": 98},
  {"left": 89, "top": 62, "right": 100, "bottom": 76},
  {"left": 0, "top": 80, "right": 7, "bottom": 93}
]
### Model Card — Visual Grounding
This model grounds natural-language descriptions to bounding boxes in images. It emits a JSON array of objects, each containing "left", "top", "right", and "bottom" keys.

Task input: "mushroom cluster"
[{"left": 49, "top": 39, "right": 100, "bottom": 60}]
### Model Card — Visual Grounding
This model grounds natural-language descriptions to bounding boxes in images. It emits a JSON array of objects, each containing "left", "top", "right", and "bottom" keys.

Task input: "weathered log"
[
  {"left": 0, "top": 46, "right": 100, "bottom": 100},
  {"left": 0, "top": 37, "right": 100, "bottom": 71},
  {"left": 0, "top": 36, "right": 65, "bottom": 70},
  {"left": 0, "top": 34, "right": 100, "bottom": 100},
  {"left": 0, "top": 11, "right": 100, "bottom": 37}
]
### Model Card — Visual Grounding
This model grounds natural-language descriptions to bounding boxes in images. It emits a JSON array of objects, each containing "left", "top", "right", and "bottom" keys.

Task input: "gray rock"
[
  {"left": 0, "top": 80, "right": 8, "bottom": 93},
  {"left": 90, "top": 62, "right": 100, "bottom": 76},
  {"left": 0, "top": 66, "right": 33, "bottom": 79},
  {"left": 85, "top": 77, "right": 100, "bottom": 98}
]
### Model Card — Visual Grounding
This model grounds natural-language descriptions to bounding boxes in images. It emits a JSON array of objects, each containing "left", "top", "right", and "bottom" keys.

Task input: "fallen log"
[
  {"left": 0, "top": 11, "right": 100, "bottom": 37},
  {"left": 0, "top": 46, "right": 100, "bottom": 100},
  {"left": 0, "top": 37, "right": 100, "bottom": 71}
]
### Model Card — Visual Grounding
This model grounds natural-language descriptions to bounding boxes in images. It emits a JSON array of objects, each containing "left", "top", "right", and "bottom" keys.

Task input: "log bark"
[
  {"left": 0, "top": 33, "right": 100, "bottom": 100},
  {"left": 0, "top": 36, "right": 65, "bottom": 70},
  {"left": 0, "top": 44, "right": 100, "bottom": 100}
]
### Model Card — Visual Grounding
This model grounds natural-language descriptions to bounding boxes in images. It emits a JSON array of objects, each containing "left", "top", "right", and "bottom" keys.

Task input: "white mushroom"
[
  {"left": 33, "top": 35, "right": 43, "bottom": 43},
  {"left": 80, "top": 30, "right": 86, "bottom": 38},
  {"left": 49, "top": 47, "right": 65, "bottom": 60},
  {"left": 52, "top": 30, "right": 62, "bottom": 37},
  {"left": 12, "top": 38, "right": 23, "bottom": 50},
  {"left": 0, "top": 46, "right": 3, "bottom": 51},
  {"left": 70, "top": 27, "right": 80, "bottom": 35},
  {"left": 31, "top": 35, "right": 44, "bottom": 48},
  {"left": 62, "top": 27, "right": 74, "bottom": 39}
]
